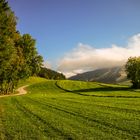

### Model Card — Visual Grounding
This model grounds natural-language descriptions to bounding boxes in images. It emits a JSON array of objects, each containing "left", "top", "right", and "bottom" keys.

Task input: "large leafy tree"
[
  {"left": 16, "top": 34, "right": 43, "bottom": 79},
  {"left": 0, "top": 0, "right": 17, "bottom": 93},
  {"left": 125, "top": 57, "right": 140, "bottom": 88},
  {"left": 0, "top": 0, "right": 43, "bottom": 94}
]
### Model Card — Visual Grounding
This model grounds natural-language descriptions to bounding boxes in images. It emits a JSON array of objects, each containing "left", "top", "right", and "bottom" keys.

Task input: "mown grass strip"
[{"left": 21, "top": 95, "right": 139, "bottom": 139}]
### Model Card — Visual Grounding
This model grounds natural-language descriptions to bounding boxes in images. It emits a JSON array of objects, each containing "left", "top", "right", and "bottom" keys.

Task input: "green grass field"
[{"left": 0, "top": 77, "right": 140, "bottom": 140}]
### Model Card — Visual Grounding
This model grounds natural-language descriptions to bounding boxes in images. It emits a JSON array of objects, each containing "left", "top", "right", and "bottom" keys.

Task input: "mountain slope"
[{"left": 69, "top": 66, "right": 127, "bottom": 83}]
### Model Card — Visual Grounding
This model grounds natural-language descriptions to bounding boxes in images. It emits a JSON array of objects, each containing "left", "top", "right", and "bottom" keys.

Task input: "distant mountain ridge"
[{"left": 69, "top": 66, "right": 127, "bottom": 84}]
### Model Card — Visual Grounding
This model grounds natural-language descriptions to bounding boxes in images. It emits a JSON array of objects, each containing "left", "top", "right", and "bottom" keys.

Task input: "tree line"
[
  {"left": 38, "top": 67, "right": 65, "bottom": 80},
  {"left": 0, "top": 0, "right": 43, "bottom": 94},
  {"left": 0, "top": 0, "right": 66, "bottom": 95}
]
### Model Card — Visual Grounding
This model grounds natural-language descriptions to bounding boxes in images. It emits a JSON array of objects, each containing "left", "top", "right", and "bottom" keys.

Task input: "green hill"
[{"left": 0, "top": 77, "right": 140, "bottom": 140}]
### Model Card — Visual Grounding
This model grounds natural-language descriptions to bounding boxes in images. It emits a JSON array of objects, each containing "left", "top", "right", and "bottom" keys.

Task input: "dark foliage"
[
  {"left": 125, "top": 57, "right": 140, "bottom": 88},
  {"left": 38, "top": 67, "right": 66, "bottom": 80},
  {"left": 0, "top": 0, "right": 43, "bottom": 94}
]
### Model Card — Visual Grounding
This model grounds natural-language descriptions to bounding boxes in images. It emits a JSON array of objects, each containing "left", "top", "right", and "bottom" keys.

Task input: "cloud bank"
[{"left": 57, "top": 34, "right": 140, "bottom": 77}]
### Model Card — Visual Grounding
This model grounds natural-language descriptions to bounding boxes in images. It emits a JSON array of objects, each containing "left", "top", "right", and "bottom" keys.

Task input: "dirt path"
[{"left": 0, "top": 85, "right": 28, "bottom": 98}]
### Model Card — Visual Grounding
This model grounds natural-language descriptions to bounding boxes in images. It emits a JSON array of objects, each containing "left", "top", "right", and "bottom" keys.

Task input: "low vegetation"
[{"left": 0, "top": 77, "right": 140, "bottom": 140}]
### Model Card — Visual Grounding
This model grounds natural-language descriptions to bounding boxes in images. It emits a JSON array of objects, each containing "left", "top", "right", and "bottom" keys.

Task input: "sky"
[{"left": 7, "top": 0, "right": 140, "bottom": 77}]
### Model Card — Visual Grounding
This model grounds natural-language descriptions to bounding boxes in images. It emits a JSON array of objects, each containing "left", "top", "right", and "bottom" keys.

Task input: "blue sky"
[{"left": 8, "top": 0, "right": 140, "bottom": 76}]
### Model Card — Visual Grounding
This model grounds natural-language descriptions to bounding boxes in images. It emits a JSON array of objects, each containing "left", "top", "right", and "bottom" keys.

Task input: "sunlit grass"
[{"left": 0, "top": 77, "right": 140, "bottom": 140}]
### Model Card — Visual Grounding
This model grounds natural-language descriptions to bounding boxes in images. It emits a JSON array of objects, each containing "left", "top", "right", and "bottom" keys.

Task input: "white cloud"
[{"left": 57, "top": 33, "right": 140, "bottom": 77}]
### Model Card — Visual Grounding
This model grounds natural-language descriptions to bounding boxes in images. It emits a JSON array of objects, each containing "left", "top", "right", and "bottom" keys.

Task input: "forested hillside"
[{"left": 38, "top": 67, "right": 66, "bottom": 80}]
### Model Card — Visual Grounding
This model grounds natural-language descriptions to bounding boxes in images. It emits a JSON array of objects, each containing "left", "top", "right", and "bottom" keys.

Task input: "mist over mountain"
[
  {"left": 69, "top": 66, "right": 127, "bottom": 84},
  {"left": 58, "top": 34, "right": 140, "bottom": 77}
]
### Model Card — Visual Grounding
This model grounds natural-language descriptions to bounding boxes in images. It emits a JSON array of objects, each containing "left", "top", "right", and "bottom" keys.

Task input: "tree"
[
  {"left": 0, "top": 0, "right": 43, "bottom": 94},
  {"left": 16, "top": 34, "right": 43, "bottom": 78},
  {"left": 125, "top": 57, "right": 140, "bottom": 88},
  {"left": 0, "top": 0, "right": 17, "bottom": 94}
]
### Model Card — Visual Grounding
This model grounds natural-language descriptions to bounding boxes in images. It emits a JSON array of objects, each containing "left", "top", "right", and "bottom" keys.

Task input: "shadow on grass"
[
  {"left": 72, "top": 86, "right": 130, "bottom": 93},
  {"left": 55, "top": 82, "right": 140, "bottom": 98}
]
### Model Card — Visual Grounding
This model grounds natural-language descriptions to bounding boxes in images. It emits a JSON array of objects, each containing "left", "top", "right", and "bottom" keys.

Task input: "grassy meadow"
[{"left": 0, "top": 77, "right": 140, "bottom": 140}]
